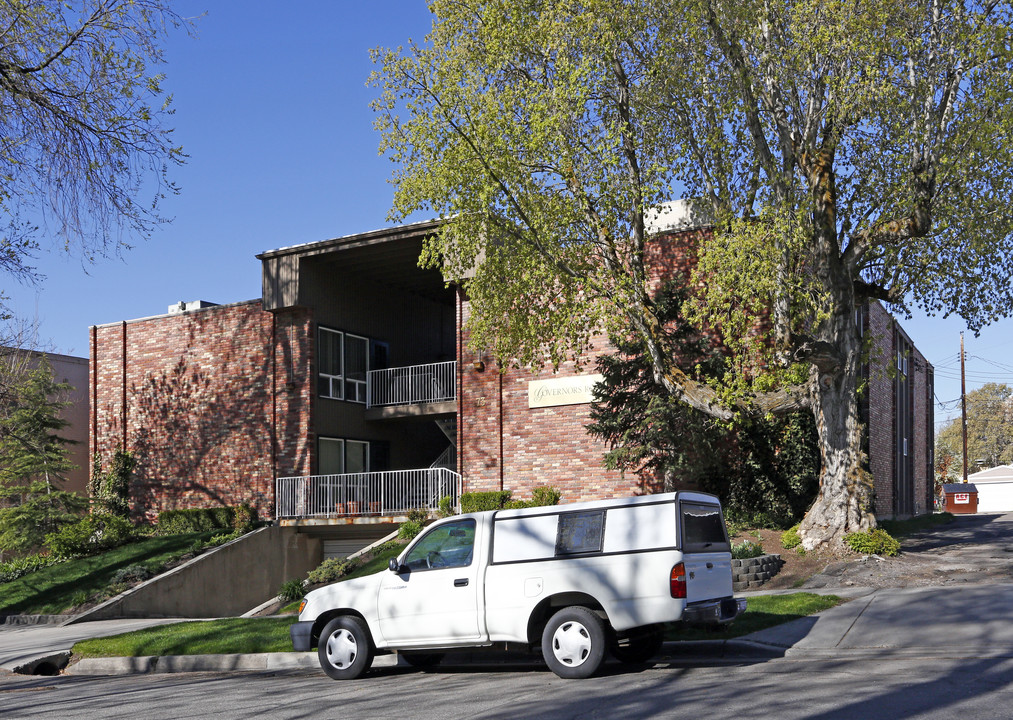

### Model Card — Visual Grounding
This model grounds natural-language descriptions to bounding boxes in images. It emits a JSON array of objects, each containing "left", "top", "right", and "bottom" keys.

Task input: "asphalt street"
[{"left": 4, "top": 649, "right": 1013, "bottom": 719}]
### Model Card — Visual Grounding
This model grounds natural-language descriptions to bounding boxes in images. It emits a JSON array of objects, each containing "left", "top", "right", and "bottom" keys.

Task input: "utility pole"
[{"left": 961, "top": 332, "right": 968, "bottom": 483}]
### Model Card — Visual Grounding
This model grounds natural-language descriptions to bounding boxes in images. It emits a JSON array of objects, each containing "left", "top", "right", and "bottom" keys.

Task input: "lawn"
[
  {"left": 73, "top": 592, "right": 840, "bottom": 659},
  {"left": 0, "top": 532, "right": 218, "bottom": 616},
  {"left": 666, "top": 592, "right": 843, "bottom": 641},
  {"left": 73, "top": 618, "right": 296, "bottom": 658}
]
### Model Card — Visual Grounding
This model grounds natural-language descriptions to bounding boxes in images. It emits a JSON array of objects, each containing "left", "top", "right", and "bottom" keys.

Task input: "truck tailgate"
[{"left": 684, "top": 552, "right": 734, "bottom": 602}]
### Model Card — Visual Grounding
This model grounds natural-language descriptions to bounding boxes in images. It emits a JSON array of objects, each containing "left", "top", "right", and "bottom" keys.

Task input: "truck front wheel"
[
  {"left": 541, "top": 606, "right": 606, "bottom": 679},
  {"left": 318, "top": 616, "right": 374, "bottom": 680}
]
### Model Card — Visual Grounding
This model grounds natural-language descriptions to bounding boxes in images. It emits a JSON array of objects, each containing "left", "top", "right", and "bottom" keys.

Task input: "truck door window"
[
  {"left": 680, "top": 502, "right": 730, "bottom": 553},
  {"left": 403, "top": 519, "right": 476, "bottom": 571}
]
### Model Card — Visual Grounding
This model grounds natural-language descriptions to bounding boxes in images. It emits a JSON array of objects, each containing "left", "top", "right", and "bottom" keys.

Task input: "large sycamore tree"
[{"left": 373, "top": 0, "right": 1013, "bottom": 550}]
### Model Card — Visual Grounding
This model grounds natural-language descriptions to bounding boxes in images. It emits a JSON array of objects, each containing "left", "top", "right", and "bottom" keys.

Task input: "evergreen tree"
[
  {"left": 588, "top": 282, "right": 820, "bottom": 528},
  {"left": 0, "top": 357, "right": 85, "bottom": 556}
]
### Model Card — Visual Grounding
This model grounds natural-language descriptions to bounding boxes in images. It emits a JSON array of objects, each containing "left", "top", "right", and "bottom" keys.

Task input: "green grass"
[
  {"left": 666, "top": 592, "right": 843, "bottom": 641},
  {"left": 343, "top": 542, "right": 406, "bottom": 580},
  {"left": 880, "top": 512, "right": 954, "bottom": 538},
  {"left": 73, "top": 591, "right": 841, "bottom": 660},
  {"left": 72, "top": 617, "right": 296, "bottom": 658},
  {"left": 0, "top": 532, "right": 218, "bottom": 616}
]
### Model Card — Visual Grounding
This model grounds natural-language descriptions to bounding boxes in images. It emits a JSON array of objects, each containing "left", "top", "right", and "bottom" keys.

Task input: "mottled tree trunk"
[{"left": 797, "top": 298, "right": 875, "bottom": 551}]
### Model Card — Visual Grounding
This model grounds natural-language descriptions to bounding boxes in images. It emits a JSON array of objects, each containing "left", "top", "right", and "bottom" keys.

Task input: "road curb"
[{"left": 64, "top": 652, "right": 399, "bottom": 676}]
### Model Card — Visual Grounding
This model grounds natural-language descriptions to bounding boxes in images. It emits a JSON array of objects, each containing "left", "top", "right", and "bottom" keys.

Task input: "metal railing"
[
  {"left": 366, "top": 361, "right": 456, "bottom": 408},
  {"left": 275, "top": 468, "right": 462, "bottom": 520},
  {"left": 429, "top": 444, "right": 456, "bottom": 471}
]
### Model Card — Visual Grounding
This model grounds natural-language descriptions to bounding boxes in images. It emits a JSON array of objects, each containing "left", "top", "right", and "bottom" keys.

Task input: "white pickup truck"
[{"left": 290, "top": 491, "right": 745, "bottom": 680}]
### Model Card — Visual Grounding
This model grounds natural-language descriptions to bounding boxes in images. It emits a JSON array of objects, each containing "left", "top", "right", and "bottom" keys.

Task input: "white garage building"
[{"left": 967, "top": 465, "right": 1013, "bottom": 513}]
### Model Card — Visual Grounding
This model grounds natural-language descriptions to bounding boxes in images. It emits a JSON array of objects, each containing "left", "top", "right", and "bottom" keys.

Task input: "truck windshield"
[
  {"left": 681, "top": 502, "right": 730, "bottom": 553},
  {"left": 403, "top": 518, "right": 476, "bottom": 571}
]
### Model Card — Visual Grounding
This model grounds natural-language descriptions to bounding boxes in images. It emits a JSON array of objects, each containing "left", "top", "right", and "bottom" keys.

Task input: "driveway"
[{"left": 801, "top": 511, "right": 1013, "bottom": 590}]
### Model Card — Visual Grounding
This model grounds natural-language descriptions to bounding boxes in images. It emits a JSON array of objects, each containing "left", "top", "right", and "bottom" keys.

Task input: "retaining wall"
[{"left": 732, "top": 553, "right": 784, "bottom": 592}]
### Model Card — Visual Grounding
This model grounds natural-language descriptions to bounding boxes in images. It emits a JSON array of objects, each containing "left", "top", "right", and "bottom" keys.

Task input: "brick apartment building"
[{"left": 90, "top": 210, "right": 935, "bottom": 526}]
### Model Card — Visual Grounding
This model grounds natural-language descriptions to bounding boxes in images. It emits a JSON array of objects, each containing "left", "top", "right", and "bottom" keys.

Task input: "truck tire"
[
  {"left": 610, "top": 626, "right": 663, "bottom": 664},
  {"left": 541, "top": 606, "right": 606, "bottom": 679},
  {"left": 318, "top": 616, "right": 374, "bottom": 680}
]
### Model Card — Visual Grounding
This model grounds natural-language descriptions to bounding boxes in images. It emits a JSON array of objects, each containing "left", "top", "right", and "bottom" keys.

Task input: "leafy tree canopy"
[
  {"left": 0, "top": 0, "right": 191, "bottom": 317},
  {"left": 373, "top": 0, "right": 1013, "bottom": 549},
  {"left": 936, "top": 383, "right": 1013, "bottom": 476}
]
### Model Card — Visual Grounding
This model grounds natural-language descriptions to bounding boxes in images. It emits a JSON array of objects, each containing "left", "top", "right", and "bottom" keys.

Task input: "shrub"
[
  {"left": 0, "top": 552, "right": 65, "bottom": 584},
  {"left": 503, "top": 500, "right": 533, "bottom": 509},
  {"left": 398, "top": 520, "right": 423, "bottom": 541},
  {"left": 155, "top": 506, "right": 253, "bottom": 536},
  {"left": 438, "top": 495, "right": 456, "bottom": 518},
  {"left": 460, "top": 491, "right": 512, "bottom": 513},
  {"left": 844, "top": 528, "right": 901, "bottom": 557},
  {"left": 406, "top": 507, "right": 429, "bottom": 525},
  {"left": 111, "top": 565, "right": 153, "bottom": 585},
  {"left": 279, "top": 579, "right": 306, "bottom": 602},
  {"left": 307, "top": 557, "right": 353, "bottom": 585},
  {"left": 781, "top": 524, "right": 802, "bottom": 550},
  {"left": 731, "top": 540, "right": 764, "bottom": 559},
  {"left": 531, "top": 486, "right": 561, "bottom": 507},
  {"left": 233, "top": 504, "right": 255, "bottom": 532},
  {"left": 44, "top": 514, "right": 136, "bottom": 559}
]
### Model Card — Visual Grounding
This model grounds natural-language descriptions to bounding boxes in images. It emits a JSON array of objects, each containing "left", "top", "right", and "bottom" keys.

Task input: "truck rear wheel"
[
  {"left": 541, "top": 606, "right": 606, "bottom": 679},
  {"left": 318, "top": 616, "right": 374, "bottom": 680}
]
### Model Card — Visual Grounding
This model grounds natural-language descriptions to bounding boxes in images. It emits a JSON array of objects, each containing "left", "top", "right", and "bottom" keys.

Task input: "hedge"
[{"left": 155, "top": 505, "right": 256, "bottom": 535}]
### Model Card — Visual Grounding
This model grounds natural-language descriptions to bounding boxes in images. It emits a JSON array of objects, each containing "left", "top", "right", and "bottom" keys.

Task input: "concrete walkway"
[
  {"left": 6, "top": 584, "right": 1013, "bottom": 676},
  {"left": 0, "top": 618, "right": 185, "bottom": 674}
]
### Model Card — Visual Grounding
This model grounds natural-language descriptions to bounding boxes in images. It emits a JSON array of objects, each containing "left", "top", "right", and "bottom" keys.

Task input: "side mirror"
[{"left": 388, "top": 558, "right": 401, "bottom": 572}]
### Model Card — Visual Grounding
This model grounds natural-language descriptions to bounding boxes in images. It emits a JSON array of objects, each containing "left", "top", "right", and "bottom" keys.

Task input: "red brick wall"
[
  {"left": 866, "top": 303, "right": 896, "bottom": 517},
  {"left": 457, "top": 295, "right": 640, "bottom": 504},
  {"left": 911, "top": 348, "right": 932, "bottom": 515},
  {"left": 858, "top": 302, "right": 935, "bottom": 519},
  {"left": 90, "top": 301, "right": 312, "bottom": 521}
]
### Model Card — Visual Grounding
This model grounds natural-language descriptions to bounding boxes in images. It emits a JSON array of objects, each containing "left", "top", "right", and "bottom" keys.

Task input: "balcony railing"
[
  {"left": 275, "top": 468, "right": 462, "bottom": 520},
  {"left": 366, "top": 360, "right": 456, "bottom": 409}
]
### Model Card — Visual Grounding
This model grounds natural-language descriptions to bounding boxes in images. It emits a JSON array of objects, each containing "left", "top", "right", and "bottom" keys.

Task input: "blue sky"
[{"left": 6, "top": 0, "right": 1011, "bottom": 431}]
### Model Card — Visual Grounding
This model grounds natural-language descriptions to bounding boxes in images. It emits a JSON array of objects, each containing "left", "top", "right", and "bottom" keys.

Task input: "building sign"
[
  {"left": 954, "top": 493, "right": 970, "bottom": 504},
  {"left": 528, "top": 374, "right": 604, "bottom": 409}
]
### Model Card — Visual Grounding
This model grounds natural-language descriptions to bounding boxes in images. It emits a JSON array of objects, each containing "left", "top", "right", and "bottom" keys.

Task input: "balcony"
[
  {"left": 275, "top": 468, "right": 461, "bottom": 522},
  {"left": 365, "top": 361, "right": 456, "bottom": 419}
]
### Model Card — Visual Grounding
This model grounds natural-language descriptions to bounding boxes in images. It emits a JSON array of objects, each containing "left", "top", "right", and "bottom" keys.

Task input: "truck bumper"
[
  {"left": 290, "top": 620, "right": 314, "bottom": 651},
  {"left": 683, "top": 597, "right": 747, "bottom": 625}
]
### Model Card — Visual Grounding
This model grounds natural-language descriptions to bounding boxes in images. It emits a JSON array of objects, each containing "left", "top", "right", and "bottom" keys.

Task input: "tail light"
[{"left": 670, "top": 562, "right": 687, "bottom": 599}]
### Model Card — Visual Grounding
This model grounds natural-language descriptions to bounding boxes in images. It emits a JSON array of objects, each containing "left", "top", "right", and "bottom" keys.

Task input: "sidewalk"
[{"left": 6, "top": 584, "right": 1013, "bottom": 677}]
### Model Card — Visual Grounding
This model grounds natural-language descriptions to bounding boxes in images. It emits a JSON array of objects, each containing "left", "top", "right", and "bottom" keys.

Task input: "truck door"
[
  {"left": 679, "top": 501, "right": 734, "bottom": 601},
  {"left": 377, "top": 518, "right": 483, "bottom": 645}
]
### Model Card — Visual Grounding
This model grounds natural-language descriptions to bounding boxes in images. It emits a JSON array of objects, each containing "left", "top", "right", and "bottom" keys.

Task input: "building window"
[
  {"left": 345, "top": 334, "right": 368, "bottom": 403},
  {"left": 318, "top": 437, "right": 371, "bottom": 475},
  {"left": 317, "top": 327, "right": 371, "bottom": 403},
  {"left": 318, "top": 327, "right": 344, "bottom": 400}
]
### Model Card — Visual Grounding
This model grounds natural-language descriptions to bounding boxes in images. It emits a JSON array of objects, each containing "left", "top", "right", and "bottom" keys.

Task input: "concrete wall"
[{"left": 73, "top": 526, "right": 322, "bottom": 621}]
